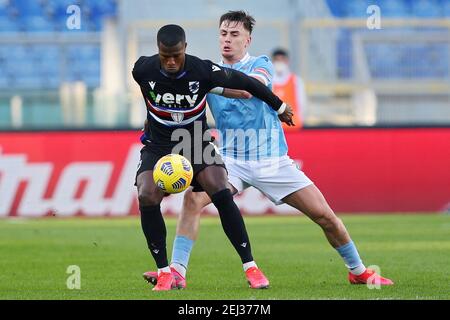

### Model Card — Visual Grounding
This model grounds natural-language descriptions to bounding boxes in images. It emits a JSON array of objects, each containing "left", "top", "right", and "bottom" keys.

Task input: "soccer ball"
[{"left": 153, "top": 154, "right": 193, "bottom": 194}]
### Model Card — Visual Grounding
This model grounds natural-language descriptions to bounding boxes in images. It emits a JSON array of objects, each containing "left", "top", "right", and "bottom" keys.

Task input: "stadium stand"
[
  {"left": 1, "top": 0, "right": 448, "bottom": 89},
  {"left": 0, "top": 0, "right": 448, "bottom": 128},
  {"left": 327, "top": 0, "right": 450, "bottom": 18},
  {"left": 0, "top": 0, "right": 116, "bottom": 89},
  {"left": 326, "top": 0, "right": 450, "bottom": 79}
]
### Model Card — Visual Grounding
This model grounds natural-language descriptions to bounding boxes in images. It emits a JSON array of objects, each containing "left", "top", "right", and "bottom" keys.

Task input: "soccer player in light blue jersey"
[{"left": 144, "top": 11, "right": 393, "bottom": 289}]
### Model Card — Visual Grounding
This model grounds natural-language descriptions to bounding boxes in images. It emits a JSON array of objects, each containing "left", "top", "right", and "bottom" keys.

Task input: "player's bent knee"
[
  {"left": 318, "top": 211, "right": 340, "bottom": 230},
  {"left": 312, "top": 206, "right": 334, "bottom": 226},
  {"left": 138, "top": 189, "right": 162, "bottom": 207},
  {"left": 195, "top": 166, "right": 229, "bottom": 196},
  {"left": 183, "top": 189, "right": 209, "bottom": 214}
]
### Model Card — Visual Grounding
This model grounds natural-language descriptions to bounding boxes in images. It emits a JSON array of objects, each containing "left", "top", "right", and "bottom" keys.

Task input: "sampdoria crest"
[{"left": 189, "top": 81, "right": 199, "bottom": 94}]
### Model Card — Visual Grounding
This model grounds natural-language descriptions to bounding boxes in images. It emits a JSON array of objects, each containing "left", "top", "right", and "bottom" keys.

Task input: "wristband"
[
  {"left": 210, "top": 87, "right": 224, "bottom": 95},
  {"left": 277, "top": 102, "right": 287, "bottom": 115}
]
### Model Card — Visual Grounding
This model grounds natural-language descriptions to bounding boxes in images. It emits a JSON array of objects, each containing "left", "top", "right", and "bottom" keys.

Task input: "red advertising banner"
[
  {"left": 0, "top": 128, "right": 449, "bottom": 217},
  {"left": 285, "top": 128, "right": 450, "bottom": 213}
]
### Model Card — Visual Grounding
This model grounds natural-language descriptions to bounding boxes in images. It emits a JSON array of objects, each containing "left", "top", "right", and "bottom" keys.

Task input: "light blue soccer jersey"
[{"left": 207, "top": 53, "right": 288, "bottom": 160}]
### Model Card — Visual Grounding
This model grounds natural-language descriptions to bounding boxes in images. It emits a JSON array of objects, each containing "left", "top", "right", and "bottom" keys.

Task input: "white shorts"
[{"left": 223, "top": 155, "right": 314, "bottom": 205}]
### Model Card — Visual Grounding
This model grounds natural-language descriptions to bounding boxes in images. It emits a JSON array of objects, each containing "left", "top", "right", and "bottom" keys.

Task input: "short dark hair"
[
  {"left": 157, "top": 24, "right": 186, "bottom": 47},
  {"left": 272, "top": 48, "right": 289, "bottom": 58},
  {"left": 219, "top": 10, "right": 255, "bottom": 34}
]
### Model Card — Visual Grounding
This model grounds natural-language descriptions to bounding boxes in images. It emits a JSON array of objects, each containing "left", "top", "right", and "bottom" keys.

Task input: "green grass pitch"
[{"left": 0, "top": 214, "right": 449, "bottom": 300}]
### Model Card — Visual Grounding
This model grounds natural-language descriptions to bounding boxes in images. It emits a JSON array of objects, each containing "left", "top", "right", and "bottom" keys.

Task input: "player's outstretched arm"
[
  {"left": 213, "top": 81, "right": 294, "bottom": 126},
  {"left": 278, "top": 104, "right": 295, "bottom": 126},
  {"left": 209, "top": 87, "right": 252, "bottom": 99},
  {"left": 210, "top": 65, "right": 282, "bottom": 109},
  {"left": 222, "top": 88, "right": 252, "bottom": 99},
  {"left": 209, "top": 64, "right": 294, "bottom": 125}
]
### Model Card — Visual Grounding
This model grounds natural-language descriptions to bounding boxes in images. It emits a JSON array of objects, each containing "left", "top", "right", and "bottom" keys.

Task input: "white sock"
[
  {"left": 158, "top": 266, "right": 171, "bottom": 275},
  {"left": 349, "top": 264, "right": 366, "bottom": 276},
  {"left": 170, "top": 262, "right": 186, "bottom": 278},
  {"left": 243, "top": 261, "right": 257, "bottom": 272}
]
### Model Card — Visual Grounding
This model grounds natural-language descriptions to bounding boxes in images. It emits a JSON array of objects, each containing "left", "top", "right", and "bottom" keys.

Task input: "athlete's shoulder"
[
  {"left": 187, "top": 54, "right": 220, "bottom": 72},
  {"left": 133, "top": 55, "right": 158, "bottom": 69},
  {"left": 185, "top": 54, "right": 204, "bottom": 64},
  {"left": 132, "top": 55, "right": 158, "bottom": 81},
  {"left": 186, "top": 54, "right": 225, "bottom": 82},
  {"left": 248, "top": 55, "right": 274, "bottom": 85},
  {"left": 253, "top": 55, "right": 273, "bottom": 67}
]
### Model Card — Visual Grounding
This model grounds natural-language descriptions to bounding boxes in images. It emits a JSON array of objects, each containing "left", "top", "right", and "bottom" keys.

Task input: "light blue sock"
[
  {"left": 171, "top": 235, "right": 194, "bottom": 269},
  {"left": 336, "top": 241, "right": 365, "bottom": 274}
]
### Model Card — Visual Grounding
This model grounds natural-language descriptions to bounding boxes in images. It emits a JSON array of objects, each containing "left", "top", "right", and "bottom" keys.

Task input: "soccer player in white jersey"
[{"left": 144, "top": 11, "right": 393, "bottom": 289}]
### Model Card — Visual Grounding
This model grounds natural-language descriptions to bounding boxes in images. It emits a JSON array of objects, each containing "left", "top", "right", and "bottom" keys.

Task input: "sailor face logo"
[
  {"left": 171, "top": 112, "right": 184, "bottom": 123},
  {"left": 189, "top": 81, "right": 199, "bottom": 94}
]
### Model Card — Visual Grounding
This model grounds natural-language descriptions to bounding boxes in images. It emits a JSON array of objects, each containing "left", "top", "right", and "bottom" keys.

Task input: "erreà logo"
[{"left": 154, "top": 93, "right": 198, "bottom": 107}]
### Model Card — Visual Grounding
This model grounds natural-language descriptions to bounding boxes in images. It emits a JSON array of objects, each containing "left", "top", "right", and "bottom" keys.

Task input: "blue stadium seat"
[
  {"left": 442, "top": 0, "right": 450, "bottom": 16},
  {"left": 14, "top": 0, "right": 44, "bottom": 17},
  {"left": 0, "top": 5, "right": 8, "bottom": 16},
  {"left": 412, "top": 0, "right": 442, "bottom": 17},
  {"left": 344, "top": 0, "right": 372, "bottom": 17},
  {"left": 364, "top": 42, "right": 449, "bottom": 79},
  {"left": 336, "top": 29, "right": 352, "bottom": 78},
  {"left": 326, "top": 0, "right": 345, "bottom": 16},
  {"left": 0, "top": 72, "right": 7, "bottom": 88},
  {"left": 21, "top": 16, "right": 55, "bottom": 31},
  {"left": 377, "top": 0, "right": 410, "bottom": 17},
  {"left": 0, "top": 17, "right": 20, "bottom": 31},
  {"left": 91, "top": 0, "right": 117, "bottom": 17},
  {"left": 7, "top": 45, "right": 29, "bottom": 60}
]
